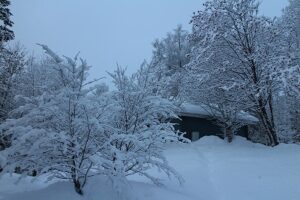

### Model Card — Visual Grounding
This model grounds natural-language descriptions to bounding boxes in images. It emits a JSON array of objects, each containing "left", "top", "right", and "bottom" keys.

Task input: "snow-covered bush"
[
  {"left": 0, "top": 45, "right": 107, "bottom": 195},
  {"left": 0, "top": 46, "right": 186, "bottom": 195},
  {"left": 101, "top": 66, "right": 186, "bottom": 186}
]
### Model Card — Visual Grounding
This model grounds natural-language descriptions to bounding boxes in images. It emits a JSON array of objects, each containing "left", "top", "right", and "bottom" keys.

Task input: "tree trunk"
[
  {"left": 71, "top": 156, "right": 83, "bottom": 195},
  {"left": 248, "top": 57, "right": 279, "bottom": 146},
  {"left": 225, "top": 126, "right": 233, "bottom": 143},
  {"left": 73, "top": 179, "right": 83, "bottom": 195},
  {"left": 257, "top": 99, "right": 279, "bottom": 146}
]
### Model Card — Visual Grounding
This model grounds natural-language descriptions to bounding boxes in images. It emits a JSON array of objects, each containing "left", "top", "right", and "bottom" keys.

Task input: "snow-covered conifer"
[{"left": 0, "top": 0, "right": 14, "bottom": 42}]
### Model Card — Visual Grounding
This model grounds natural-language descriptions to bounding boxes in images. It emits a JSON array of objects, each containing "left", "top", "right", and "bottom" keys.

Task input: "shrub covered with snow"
[
  {"left": 0, "top": 46, "right": 186, "bottom": 195},
  {"left": 103, "top": 67, "right": 186, "bottom": 187}
]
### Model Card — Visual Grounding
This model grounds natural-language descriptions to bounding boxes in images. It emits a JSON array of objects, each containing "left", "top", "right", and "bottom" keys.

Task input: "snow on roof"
[{"left": 179, "top": 103, "right": 259, "bottom": 124}]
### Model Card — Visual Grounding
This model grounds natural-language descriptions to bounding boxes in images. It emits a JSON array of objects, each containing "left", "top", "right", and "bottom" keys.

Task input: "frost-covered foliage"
[
  {"left": 103, "top": 66, "right": 185, "bottom": 187},
  {"left": 274, "top": 0, "right": 300, "bottom": 141},
  {"left": 183, "top": 80, "right": 248, "bottom": 143},
  {"left": 185, "top": 0, "right": 299, "bottom": 146},
  {"left": 0, "top": 0, "right": 22, "bottom": 131},
  {"left": 0, "top": 0, "right": 14, "bottom": 42},
  {"left": 0, "top": 45, "right": 107, "bottom": 195},
  {"left": 0, "top": 0, "right": 20, "bottom": 124},
  {"left": 15, "top": 56, "right": 62, "bottom": 98},
  {"left": 149, "top": 25, "right": 191, "bottom": 100},
  {"left": 0, "top": 46, "right": 186, "bottom": 195},
  {"left": 0, "top": 44, "right": 25, "bottom": 123}
]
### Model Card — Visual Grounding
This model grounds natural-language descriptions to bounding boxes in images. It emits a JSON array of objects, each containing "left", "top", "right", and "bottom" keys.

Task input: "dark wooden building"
[{"left": 174, "top": 103, "right": 259, "bottom": 141}]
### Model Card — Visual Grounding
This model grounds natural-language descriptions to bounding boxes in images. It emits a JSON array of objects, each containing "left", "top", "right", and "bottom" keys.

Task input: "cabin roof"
[{"left": 179, "top": 103, "right": 259, "bottom": 124}]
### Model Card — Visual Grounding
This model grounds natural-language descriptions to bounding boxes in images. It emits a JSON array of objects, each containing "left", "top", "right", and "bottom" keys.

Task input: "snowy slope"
[{"left": 1, "top": 136, "right": 300, "bottom": 200}]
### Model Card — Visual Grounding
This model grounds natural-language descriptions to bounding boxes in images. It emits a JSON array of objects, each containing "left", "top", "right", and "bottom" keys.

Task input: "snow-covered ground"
[{"left": 1, "top": 136, "right": 300, "bottom": 200}]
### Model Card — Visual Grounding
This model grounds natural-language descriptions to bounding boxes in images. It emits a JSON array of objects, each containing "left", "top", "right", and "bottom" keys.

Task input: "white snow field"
[{"left": 1, "top": 136, "right": 300, "bottom": 200}]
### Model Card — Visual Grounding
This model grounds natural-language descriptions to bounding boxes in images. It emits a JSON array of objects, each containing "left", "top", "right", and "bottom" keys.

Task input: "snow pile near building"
[{"left": 1, "top": 136, "right": 300, "bottom": 200}]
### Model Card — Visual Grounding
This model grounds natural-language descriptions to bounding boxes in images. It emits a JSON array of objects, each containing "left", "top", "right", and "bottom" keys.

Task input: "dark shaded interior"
[{"left": 173, "top": 116, "right": 249, "bottom": 141}]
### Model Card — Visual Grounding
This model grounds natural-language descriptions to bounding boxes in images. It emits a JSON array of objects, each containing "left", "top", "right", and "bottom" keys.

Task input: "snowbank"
[
  {"left": 1, "top": 136, "right": 300, "bottom": 200},
  {"left": 193, "top": 135, "right": 264, "bottom": 147}
]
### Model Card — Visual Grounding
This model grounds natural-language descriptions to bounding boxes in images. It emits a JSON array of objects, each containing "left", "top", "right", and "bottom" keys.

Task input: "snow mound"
[
  {"left": 0, "top": 174, "right": 53, "bottom": 195},
  {"left": 193, "top": 135, "right": 261, "bottom": 148},
  {"left": 1, "top": 176, "right": 123, "bottom": 200},
  {"left": 2, "top": 182, "right": 79, "bottom": 200},
  {"left": 193, "top": 135, "right": 226, "bottom": 146},
  {"left": 230, "top": 136, "right": 261, "bottom": 147}
]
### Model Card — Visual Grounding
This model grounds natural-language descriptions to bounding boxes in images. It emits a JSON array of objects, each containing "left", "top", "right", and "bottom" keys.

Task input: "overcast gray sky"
[{"left": 11, "top": 0, "right": 289, "bottom": 83}]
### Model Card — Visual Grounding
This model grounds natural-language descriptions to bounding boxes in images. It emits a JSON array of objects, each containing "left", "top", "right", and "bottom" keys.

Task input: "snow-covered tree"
[
  {"left": 0, "top": 45, "right": 107, "bottom": 195},
  {"left": 0, "top": 44, "right": 25, "bottom": 122},
  {"left": 259, "top": 0, "right": 300, "bottom": 142},
  {"left": 0, "top": 0, "right": 14, "bottom": 43},
  {"left": 0, "top": 46, "right": 187, "bottom": 195},
  {"left": 283, "top": 0, "right": 300, "bottom": 47},
  {"left": 187, "top": 0, "right": 291, "bottom": 146},
  {"left": 149, "top": 25, "right": 191, "bottom": 100},
  {"left": 0, "top": 1, "right": 20, "bottom": 150},
  {"left": 183, "top": 76, "right": 248, "bottom": 143},
  {"left": 0, "top": 45, "right": 25, "bottom": 151},
  {"left": 0, "top": 0, "right": 18, "bottom": 125},
  {"left": 101, "top": 66, "right": 186, "bottom": 187},
  {"left": 14, "top": 54, "right": 64, "bottom": 100}
]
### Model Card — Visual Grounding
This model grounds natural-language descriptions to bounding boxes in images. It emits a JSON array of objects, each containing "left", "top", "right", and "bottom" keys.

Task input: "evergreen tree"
[{"left": 0, "top": 0, "right": 14, "bottom": 43}]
